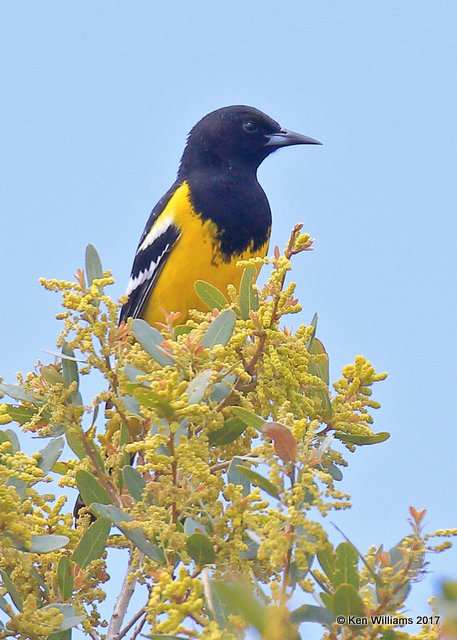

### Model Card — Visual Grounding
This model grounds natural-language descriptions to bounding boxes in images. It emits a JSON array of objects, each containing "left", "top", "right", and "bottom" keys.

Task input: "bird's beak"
[{"left": 265, "top": 129, "right": 322, "bottom": 147}]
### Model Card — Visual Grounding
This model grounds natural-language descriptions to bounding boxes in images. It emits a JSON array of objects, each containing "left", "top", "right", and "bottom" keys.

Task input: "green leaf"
[
  {"left": 37, "top": 437, "right": 65, "bottom": 474},
  {"left": 123, "top": 466, "right": 146, "bottom": 501},
  {"left": 72, "top": 518, "right": 111, "bottom": 568},
  {"left": 75, "top": 470, "right": 111, "bottom": 506},
  {"left": 85, "top": 244, "right": 103, "bottom": 286},
  {"left": 210, "top": 374, "right": 236, "bottom": 403},
  {"left": 119, "top": 394, "right": 142, "bottom": 417},
  {"left": 208, "top": 418, "right": 246, "bottom": 446},
  {"left": 239, "top": 265, "right": 259, "bottom": 319},
  {"left": 0, "top": 570, "right": 23, "bottom": 610},
  {"left": 228, "top": 456, "right": 250, "bottom": 496},
  {"left": 333, "top": 583, "right": 365, "bottom": 618},
  {"left": 228, "top": 406, "right": 265, "bottom": 431},
  {"left": 3, "top": 405, "right": 39, "bottom": 425},
  {"left": 335, "top": 543, "right": 359, "bottom": 589},
  {"left": 47, "top": 630, "right": 71, "bottom": 640},
  {"left": 382, "top": 631, "right": 398, "bottom": 640},
  {"left": 0, "top": 431, "right": 13, "bottom": 450},
  {"left": 0, "top": 383, "right": 38, "bottom": 404},
  {"left": 91, "top": 504, "right": 165, "bottom": 564},
  {"left": 6, "top": 477, "right": 27, "bottom": 499},
  {"left": 187, "top": 370, "right": 212, "bottom": 404},
  {"left": 3, "top": 429, "right": 20, "bottom": 452},
  {"left": 42, "top": 603, "right": 84, "bottom": 631},
  {"left": 236, "top": 465, "right": 279, "bottom": 498},
  {"left": 308, "top": 338, "right": 329, "bottom": 385},
  {"left": 290, "top": 604, "right": 334, "bottom": 625},
  {"left": 184, "top": 518, "right": 208, "bottom": 537},
  {"left": 0, "top": 593, "right": 10, "bottom": 614},
  {"left": 124, "top": 364, "right": 147, "bottom": 382},
  {"left": 61, "top": 343, "right": 82, "bottom": 405},
  {"left": 186, "top": 533, "right": 216, "bottom": 567},
  {"left": 317, "top": 546, "right": 335, "bottom": 584},
  {"left": 335, "top": 431, "right": 390, "bottom": 445},
  {"left": 65, "top": 429, "right": 87, "bottom": 460},
  {"left": 211, "top": 580, "right": 266, "bottom": 634},
  {"left": 194, "top": 280, "right": 228, "bottom": 310},
  {"left": 319, "top": 461, "right": 343, "bottom": 481},
  {"left": 174, "top": 324, "right": 193, "bottom": 337},
  {"left": 131, "top": 319, "right": 174, "bottom": 366},
  {"left": 320, "top": 592, "right": 333, "bottom": 611},
  {"left": 57, "top": 557, "right": 74, "bottom": 599},
  {"left": 30, "top": 535, "right": 69, "bottom": 553},
  {"left": 127, "top": 383, "right": 175, "bottom": 418},
  {"left": 200, "top": 309, "right": 236, "bottom": 348},
  {"left": 307, "top": 312, "right": 318, "bottom": 348}
]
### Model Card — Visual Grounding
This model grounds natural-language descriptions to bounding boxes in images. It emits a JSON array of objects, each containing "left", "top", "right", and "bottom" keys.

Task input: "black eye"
[{"left": 243, "top": 120, "right": 258, "bottom": 133}]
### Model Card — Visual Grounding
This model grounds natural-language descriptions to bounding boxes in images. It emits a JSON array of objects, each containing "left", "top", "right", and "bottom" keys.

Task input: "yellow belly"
[{"left": 141, "top": 182, "right": 269, "bottom": 326}]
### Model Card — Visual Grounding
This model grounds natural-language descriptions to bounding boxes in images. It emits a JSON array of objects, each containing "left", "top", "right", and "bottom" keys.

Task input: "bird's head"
[{"left": 179, "top": 105, "right": 321, "bottom": 176}]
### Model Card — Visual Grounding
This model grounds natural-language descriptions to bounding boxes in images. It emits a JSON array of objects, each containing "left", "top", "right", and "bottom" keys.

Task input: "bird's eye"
[{"left": 243, "top": 120, "right": 258, "bottom": 133}]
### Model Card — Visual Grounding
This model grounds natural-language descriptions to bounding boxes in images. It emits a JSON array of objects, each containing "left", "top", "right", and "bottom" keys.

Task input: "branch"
[
  {"left": 117, "top": 606, "right": 146, "bottom": 639},
  {"left": 106, "top": 551, "right": 138, "bottom": 640}
]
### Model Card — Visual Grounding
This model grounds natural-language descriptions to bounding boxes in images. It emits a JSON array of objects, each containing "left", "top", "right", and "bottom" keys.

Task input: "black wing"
[{"left": 119, "top": 181, "right": 182, "bottom": 322}]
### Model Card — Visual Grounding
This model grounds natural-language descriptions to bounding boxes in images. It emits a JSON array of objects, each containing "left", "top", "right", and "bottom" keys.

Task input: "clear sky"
[{"left": 1, "top": 2, "right": 456, "bottom": 638}]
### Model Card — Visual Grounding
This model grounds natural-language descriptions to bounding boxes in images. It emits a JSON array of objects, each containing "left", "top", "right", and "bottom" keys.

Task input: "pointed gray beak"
[{"left": 265, "top": 129, "right": 322, "bottom": 148}]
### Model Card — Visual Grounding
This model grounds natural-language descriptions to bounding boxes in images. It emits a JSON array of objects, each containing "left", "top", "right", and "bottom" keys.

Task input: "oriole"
[{"left": 119, "top": 105, "right": 320, "bottom": 326}]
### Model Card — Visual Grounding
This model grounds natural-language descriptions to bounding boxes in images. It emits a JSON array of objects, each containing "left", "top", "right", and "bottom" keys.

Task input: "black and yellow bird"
[
  {"left": 119, "top": 105, "right": 320, "bottom": 326},
  {"left": 74, "top": 106, "right": 319, "bottom": 522}
]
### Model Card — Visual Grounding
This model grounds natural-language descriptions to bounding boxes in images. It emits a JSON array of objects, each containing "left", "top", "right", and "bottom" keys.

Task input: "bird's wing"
[{"left": 119, "top": 181, "right": 182, "bottom": 322}]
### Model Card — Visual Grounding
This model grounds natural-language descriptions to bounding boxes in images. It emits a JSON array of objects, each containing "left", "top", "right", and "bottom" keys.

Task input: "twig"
[
  {"left": 131, "top": 614, "right": 147, "bottom": 640},
  {"left": 117, "top": 606, "right": 146, "bottom": 639},
  {"left": 106, "top": 552, "right": 138, "bottom": 640}
]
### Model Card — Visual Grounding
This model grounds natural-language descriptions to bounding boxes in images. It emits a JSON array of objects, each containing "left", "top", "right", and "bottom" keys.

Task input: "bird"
[
  {"left": 119, "top": 105, "right": 321, "bottom": 326},
  {"left": 73, "top": 106, "right": 319, "bottom": 524}
]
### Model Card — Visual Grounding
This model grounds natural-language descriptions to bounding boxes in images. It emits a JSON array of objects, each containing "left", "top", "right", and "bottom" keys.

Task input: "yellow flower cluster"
[{"left": 0, "top": 236, "right": 447, "bottom": 640}]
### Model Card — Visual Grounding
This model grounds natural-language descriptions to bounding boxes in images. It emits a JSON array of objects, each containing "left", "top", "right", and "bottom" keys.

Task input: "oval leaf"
[
  {"left": 228, "top": 456, "right": 251, "bottom": 497},
  {"left": 37, "top": 437, "right": 64, "bottom": 474},
  {"left": 335, "top": 543, "right": 359, "bottom": 589},
  {"left": 333, "top": 583, "right": 365, "bottom": 619},
  {"left": 187, "top": 370, "right": 212, "bottom": 404},
  {"left": 61, "top": 343, "right": 82, "bottom": 405},
  {"left": 308, "top": 338, "right": 329, "bottom": 385},
  {"left": 75, "top": 470, "right": 111, "bottom": 506},
  {"left": 131, "top": 319, "right": 174, "bottom": 366},
  {"left": 57, "top": 556, "right": 74, "bottom": 599},
  {"left": 72, "top": 518, "right": 111, "bottom": 568},
  {"left": 0, "top": 383, "right": 38, "bottom": 404},
  {"left": 200, "top": 309, "right": 236, "bottom": 348},
  {"left": 235, "top": 465, "right": 279, "bottom": 498},
  {"left": 208, "top": 418, "right": 246, "bottom": 447},
  {"left": 123, "top": 466, "right": 146, "bottom": 501},
  {"left": 290, "top": 604, "right": 334, "bottom": 625},
  {"left": 91, "top": 504, "right": 165, "bottom": 564},
  {"left": 85, "top": 244, "right": 103, "bottom": 286},
  {"left": 262, "top": 422, "right": 297, "bottom": 462},
  {"left": 30, "top": 535, "right": 69, "bottom": 553},
  {"left": 335, "top": 432, "right": 390, "bottom": 445},
  {"left": 228, "top": 406, "right": 264, "bottom": 431},
  {"left": 42, "top": 603, "right": 84, "bottom": 632},
  {"left": 239, "top": 265, "right": 259, "bottom": 319},
  {"left": 195, "top": 280, "right": 228, "bottom": 310},
  {"left": 186, "top": 533, "right": 216, "bottom": 567}
]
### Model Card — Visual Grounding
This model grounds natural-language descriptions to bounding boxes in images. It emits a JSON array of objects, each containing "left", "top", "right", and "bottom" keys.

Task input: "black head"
[{"left": 178, "top": 105, "right": 320, "bottom": 177}]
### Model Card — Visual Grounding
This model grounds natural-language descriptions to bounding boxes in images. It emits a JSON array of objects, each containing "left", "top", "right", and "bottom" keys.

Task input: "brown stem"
[
  {"left": 106, "top": 552, "right": 137, "bottom": 640},
  {"left": 131, "top": 615, "right": 147, "bottom": 640},
  {"left": 117, "top": 606, "right": 146, "bottom": 639}
]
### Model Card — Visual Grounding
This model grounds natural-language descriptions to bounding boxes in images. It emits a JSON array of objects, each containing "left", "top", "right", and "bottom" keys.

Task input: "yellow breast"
[{"left": 141, "top": 182, "right": 269, "bottom": 326}]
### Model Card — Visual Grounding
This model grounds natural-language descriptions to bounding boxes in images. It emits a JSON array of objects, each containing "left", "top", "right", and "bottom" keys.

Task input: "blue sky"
[{"left": 1, "top": 1, "right": 456, "bottom": 637}]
